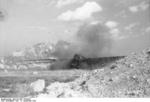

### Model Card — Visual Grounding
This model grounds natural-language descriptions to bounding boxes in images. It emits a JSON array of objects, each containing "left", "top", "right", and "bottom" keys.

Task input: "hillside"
[{"left": 36, "top": 48, "right": 150, "bottom": 97}]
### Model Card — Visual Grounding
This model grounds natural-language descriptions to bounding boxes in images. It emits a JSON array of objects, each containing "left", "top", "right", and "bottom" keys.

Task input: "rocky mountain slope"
[{"left": 11, "top": 42, "right": 55, "bottom": 59}]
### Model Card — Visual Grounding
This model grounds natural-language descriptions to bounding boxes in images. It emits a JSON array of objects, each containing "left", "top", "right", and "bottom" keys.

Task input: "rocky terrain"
[
  {"left": 0, "top": 42, "right": 150, "bottom": 98},
  {"left": 36, "top": 47, "right": 150, "bottom": 98}
]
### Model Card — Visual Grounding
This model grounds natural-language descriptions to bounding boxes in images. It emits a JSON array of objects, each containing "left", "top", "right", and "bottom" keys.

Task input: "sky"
[{"left": 0, "top": 0, "right": 150, "bottom": 56}]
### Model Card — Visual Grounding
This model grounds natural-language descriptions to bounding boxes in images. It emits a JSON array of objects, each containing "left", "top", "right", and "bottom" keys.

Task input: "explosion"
[
  {"left": 52, "top": 22, "right": 112, "bottom": 59},
  {"left": 50, "top": 22, "right": 113, "bottom": 70}
]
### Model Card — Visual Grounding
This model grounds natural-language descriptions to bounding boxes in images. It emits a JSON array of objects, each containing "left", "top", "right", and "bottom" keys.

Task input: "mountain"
[
  {"left": 12, "top": 42, "right": 55, "bottom": 59},
  {"left": 0, "top": 41, "right": 72, "bottom": 70}
]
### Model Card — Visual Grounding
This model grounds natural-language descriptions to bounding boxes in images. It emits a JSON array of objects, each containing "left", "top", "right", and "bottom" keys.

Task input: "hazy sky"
[{"left": 0, "top": 0, "right": 150, "bottom": 56}]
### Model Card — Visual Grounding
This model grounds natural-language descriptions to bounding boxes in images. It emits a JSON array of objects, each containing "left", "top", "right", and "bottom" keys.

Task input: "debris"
[
  {"left": 69, "top": 54, "right": 86, "bottom": 69},
  {"left": 68, "top": 54, "right": 124, "bottom": 69}
]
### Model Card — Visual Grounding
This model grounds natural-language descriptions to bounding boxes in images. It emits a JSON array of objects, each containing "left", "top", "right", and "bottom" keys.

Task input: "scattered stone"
[{"left": 30, "top": 79, "right": 45, "bottom": 93}]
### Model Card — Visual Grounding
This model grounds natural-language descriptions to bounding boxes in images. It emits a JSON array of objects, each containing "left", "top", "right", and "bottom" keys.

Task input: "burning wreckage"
[{"left": 50, "top": 54, "right": 125, "bottom": 70}]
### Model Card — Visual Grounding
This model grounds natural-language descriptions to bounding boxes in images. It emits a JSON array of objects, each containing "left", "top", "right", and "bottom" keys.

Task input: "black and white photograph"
[{"left": 0, "top": 0, "right": 150, "bottom": 100}]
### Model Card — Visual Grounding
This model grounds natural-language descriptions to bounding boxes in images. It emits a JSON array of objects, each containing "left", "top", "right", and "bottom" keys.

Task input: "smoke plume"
[
  {"left": 52, "top": 22, "right": 112, "bottom": 59},
  {"left": 52, "top": 40, "right": 77, "bottom": 59},
  {"left": 76, "top": 22, "right": 112, "bottom": 58}
]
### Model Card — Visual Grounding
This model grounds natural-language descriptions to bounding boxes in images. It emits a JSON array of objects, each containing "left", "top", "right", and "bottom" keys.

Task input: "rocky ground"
[
  {"left": 36, "top": 48, "right": 150, "bottom": 98},
  {"left": 0, "top": 46, "right": 150, "bottom": 98}
]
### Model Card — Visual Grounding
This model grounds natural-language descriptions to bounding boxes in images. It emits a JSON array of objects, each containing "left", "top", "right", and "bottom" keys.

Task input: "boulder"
[{"left": 30, "top": 79, "right": 45, "bottom": 93}]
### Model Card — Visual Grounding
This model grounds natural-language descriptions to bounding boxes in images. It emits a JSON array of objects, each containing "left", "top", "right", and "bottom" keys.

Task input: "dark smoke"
[
  {"left": 52, "top": 22, "right": 112, "bottom": 59},
  {"left": 76, "top": 23, "right": 112, "bottom": 58},
  {"left": 50, "top": 22, "right": 113, "bottom": 70},
  {"left": 52, "top": 40, "right": 78, "bottom": 59}
]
